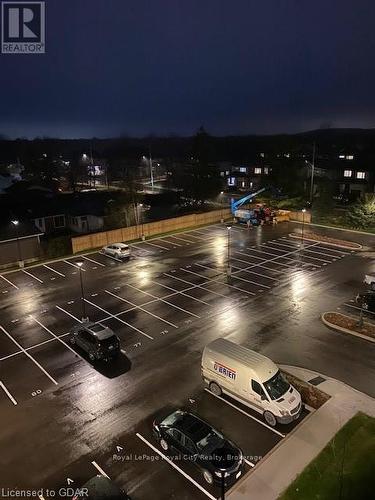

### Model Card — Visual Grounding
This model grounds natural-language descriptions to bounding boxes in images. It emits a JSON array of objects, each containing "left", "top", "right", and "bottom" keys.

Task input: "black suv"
[
  {"left": 152, "top": 410, "right": 243, "bottom": 486},
  {"left": 356, "top": 291, "right": 375, "bottom": 312},
  {"left": 70, "top": 322, "right": 120, "bottom": 362}
]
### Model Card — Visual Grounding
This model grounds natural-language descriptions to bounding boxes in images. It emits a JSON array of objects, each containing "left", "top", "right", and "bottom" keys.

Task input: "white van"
[{"left": 202, "top": 338, "right": 302, "bottom": 427}]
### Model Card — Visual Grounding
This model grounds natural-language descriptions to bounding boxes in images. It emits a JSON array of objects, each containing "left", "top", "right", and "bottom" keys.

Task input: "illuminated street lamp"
[
  {"left": 142, "top": 155, "right": 154, "bottom": 192},
  {"left": 226, "top": 225, "right": 232, "bottom": 281},
  {"left": 76, "top": 262, "right": 89, "bottom": 322},
  {"left": 220, "top": 191, "right": 225, "bottom": 223},
  {"left": 138, "top": 203, "right": 145, "bottom": 240},
  {"left": 11, "top": 220, "right": 23, "bottom": 268},
  {"left": 301, "top": 208, "right": 307, "bottom": 249}
]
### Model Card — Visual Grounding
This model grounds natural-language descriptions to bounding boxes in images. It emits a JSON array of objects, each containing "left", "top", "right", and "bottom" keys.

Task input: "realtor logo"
[{"left": 1, "top": 1, "right": 45, "bottom": 53}]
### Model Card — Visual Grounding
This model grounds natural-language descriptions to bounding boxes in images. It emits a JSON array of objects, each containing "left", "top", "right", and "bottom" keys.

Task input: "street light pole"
[
  {"left": 301, "top": 208, "right": 306, "bottom": 249},
  {"left": 220, "top": 471, "right": 226, "bottom": 500},
  {"left": 77, "top": 262, "right": 88, "bottom": 322},
  {"left": 149, "top": 154, "right": 154, "bottom": 193},
  {"left": 139, "top": 203, "right": 145, "bottom": 240},
  {"left": 11, "top": 220, "right": 23, "bottom": 268},
  {"left": 226, "top": 225, "right": 232, "bottom": 281},
  {"left": 220, "top": 191, "right": 224, "bottom": 223}
]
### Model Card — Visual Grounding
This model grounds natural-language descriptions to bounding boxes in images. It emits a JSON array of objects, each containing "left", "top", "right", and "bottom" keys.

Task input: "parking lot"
[{"left": 0, "top": 222, "right": 360, "bottom": 498}]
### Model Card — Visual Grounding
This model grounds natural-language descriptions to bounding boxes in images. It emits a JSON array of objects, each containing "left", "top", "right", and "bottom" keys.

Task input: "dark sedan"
[
  {"left": 152, "top": 410, "right": 243, "bottom": 486},
  {"left": 356, "top": 291, "right": 375, "bottom": 312}
]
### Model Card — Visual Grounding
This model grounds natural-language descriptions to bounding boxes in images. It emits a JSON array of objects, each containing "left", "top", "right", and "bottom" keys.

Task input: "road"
[{"left": 0, "top": 222, "right": 374, "bottom": 499}]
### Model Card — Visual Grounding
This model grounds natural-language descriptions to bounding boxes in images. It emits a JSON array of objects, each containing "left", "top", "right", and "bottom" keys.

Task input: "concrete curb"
[
  {"left": 290, "top": 220, "right": 375, "bottom": 237},
  {"left": 321, "top": 311, "right": 375, "bottom": 344},
  {"left": 289, "top": 233, "right": 362, "bottom": 250}
]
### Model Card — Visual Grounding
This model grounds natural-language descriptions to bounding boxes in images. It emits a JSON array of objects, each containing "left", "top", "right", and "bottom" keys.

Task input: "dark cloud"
[{"left": 1, "top": 0, "right": 374, "bottom": 138}]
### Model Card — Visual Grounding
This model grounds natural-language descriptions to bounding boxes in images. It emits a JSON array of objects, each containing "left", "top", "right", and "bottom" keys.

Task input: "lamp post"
[
  {"left": 301, "top": 208, "right": 306, "bottom": 249},
  {"left": 11, "top": 220, "right": 23, "bottom": 268},
  {"left": 220, "top": 191, "right": 224, "bottom": 223},
  {"left": 139, "top": 203, "right": 145, "bottom": 240},
  {"left": 76, "top": 262, "right": 89, "bottom": 322},
  {"left": 226, "top": 225, "right": 232, "bottom": 281},
  {"left": 143, "top": 155, "right": 154, "bottom": 192},
  {"left": 220, "top": 471, "right": 226, "bottom": 500}
]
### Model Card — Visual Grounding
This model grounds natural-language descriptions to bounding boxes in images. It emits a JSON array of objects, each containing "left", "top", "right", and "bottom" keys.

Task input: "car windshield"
[
  {"left": 98, "top": 336, "right": 118, "bottom": 347},
  {"left": 263, "top": 370, "right": 290, "bottom": 400},
  {"left": 196, "top": 429, "right": 224, "bottom": 452},
  {"left": 89, "top": 324, "right": 105, "bottom": 334}
]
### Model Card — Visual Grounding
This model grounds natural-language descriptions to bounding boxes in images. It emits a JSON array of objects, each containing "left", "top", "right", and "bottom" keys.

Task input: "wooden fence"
[{"left": 71, "top": 208, "right": 310, "bottom": 254}]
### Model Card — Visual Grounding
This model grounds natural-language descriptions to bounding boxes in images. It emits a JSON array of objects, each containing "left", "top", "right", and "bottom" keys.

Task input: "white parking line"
[
  {"left": 85, "top": 299, "right": 154, "bottom": 340},
  {"left": 31, "top": 316, "right": 85, "bottom": 360},
  {"left": 141, "top": 241, "right": 171, "bottom": 250},
  {"left": 167, "top": 235, "right": 194, "bottom": 244},
  {"left": 91, "top": 461, "right": 110, "bottom": 479},
  {"left": 230, "top": 254, "right": 289, "bottom": 275},
  {"left": 244, "top": 458, "right": 255, "bottom": 467},
  {"left": 123, "top": 282, "right": 201, "bottom": 318},
  {"left": 0, "top": 325, "right": 58, "bottom": 386},
  {"left": 204, "top": 389, "right": 285, "bottom": 438},
  {"left": 195, "top": 263, "right": 270, "bottom": 289},
  {"left": 104, "top": 290, "right": 179, "bottom": 328},
  {"left": 56, "top": 305, "right": 83, "bottom": 323},
  {"left": 163, "top": 274, "right": 227, "bottom": 298},
  {"left": 234, "top": 242, "right": 321, "bottom": 276},
  {"left": 43, "top": 265, "right": 66, "bottom": 277},
  {"left": 22, "top": 269, "right": 43, "bottom": 283},
  {"left": 182, "top": 268, "right": 256, "bottom": 296},
  {"left": 0, "top": 274, "right": 19, "bottom": 289},
  {"left": 160, "top": 277, "right": 210, "bottom": 305},
  {"left": 262, "top": 243, "right": 332, "bottom": 263},
  {"left": 82, "top": 255, "right": 106, "bottom": 267},
  {"left": 160, "top": 236, "right": 183, "bottom": 246},
  {"left": 64, "top": 260, "right": 87, "bottom": 271},
  {"left": 269, "top": 240, "right": 340, "bottom": 259},
  {"left": 228, "top": 259, "right": 278, "bottom": 281},
  {"left": 343, "top": 303, "right": 375, "bottom": 316},
  {"left": 0, "top": 380, "right": 18, "bottom": 405},
  {"left": 136, "top": 433, "right": 217, "bottom": 500},
  {"left": 99, "top": 252, "right": 123, "bottom": 262}
]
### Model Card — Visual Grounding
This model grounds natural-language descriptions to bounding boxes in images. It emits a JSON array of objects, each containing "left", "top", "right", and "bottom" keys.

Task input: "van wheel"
[
  {"left": 203, "top": 470, "right": 214, "bottom": 485},
  {"left": 263, "top": 411, "right": 277, "bottom": 427},
  {"left": 160, "top": 438, "right": 169, "bottom": 451},
  {"left": 209, "top": 382, "right": 222, "bottom": 397}
]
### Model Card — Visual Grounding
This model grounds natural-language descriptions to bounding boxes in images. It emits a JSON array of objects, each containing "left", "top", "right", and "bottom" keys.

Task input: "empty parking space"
[{"left": 0, "top": 225, "right": 353, "bottom": 414}]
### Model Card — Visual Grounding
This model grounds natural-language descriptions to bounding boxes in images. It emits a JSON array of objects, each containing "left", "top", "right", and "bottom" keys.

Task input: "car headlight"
[
  {"left": 280, "top": 409, "right": 289, "bottom": 416},
  {"left": 214, "top": 471, "right": 222, "bottom": 477}
]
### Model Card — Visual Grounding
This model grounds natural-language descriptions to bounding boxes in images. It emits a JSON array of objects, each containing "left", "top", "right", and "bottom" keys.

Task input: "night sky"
[{"left": 1, "top": 0, "right": 375, "bottom": 138}]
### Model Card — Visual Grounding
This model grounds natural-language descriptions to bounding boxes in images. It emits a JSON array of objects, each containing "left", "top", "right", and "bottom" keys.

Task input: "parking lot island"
[{"left": 227, "top": 366, "right": 375, "bottom": 500}]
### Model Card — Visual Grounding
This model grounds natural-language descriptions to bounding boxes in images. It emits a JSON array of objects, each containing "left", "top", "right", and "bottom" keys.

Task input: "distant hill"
[{"left": 1, "top": 128, "right": 375, "bottom": 163}]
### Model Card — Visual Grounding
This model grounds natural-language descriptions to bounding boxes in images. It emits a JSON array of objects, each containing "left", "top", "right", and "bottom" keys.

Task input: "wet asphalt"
[{"left": 0, "top": 222, "right": 374, "bottom": 499}]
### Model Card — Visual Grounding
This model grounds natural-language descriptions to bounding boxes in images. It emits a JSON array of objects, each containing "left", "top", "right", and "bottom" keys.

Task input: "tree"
[
  {"left": 346, "top": 194, "right": 375, "bottom": 229},
  {"left": 172, "top": 127, "right": 222, "bottom": 203}
]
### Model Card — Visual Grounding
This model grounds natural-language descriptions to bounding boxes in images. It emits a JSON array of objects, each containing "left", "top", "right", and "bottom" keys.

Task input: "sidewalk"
[{"left": 228, "top": 365, "right": 375, "bottom": 500}]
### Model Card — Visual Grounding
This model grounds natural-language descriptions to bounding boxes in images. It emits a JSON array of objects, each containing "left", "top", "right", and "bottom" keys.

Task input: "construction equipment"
[{"left": 231, "top": 187, "right": 267, "bottom": 223}]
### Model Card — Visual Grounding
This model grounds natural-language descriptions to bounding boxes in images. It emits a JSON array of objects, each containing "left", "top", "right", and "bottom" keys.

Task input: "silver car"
[{"left": 102, "top": 243, "right": 131, "bottom": 260}]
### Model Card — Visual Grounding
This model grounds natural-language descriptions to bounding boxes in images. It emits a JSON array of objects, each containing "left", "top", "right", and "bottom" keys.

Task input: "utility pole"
[
  {"left": 76, "top": 262, "right": 88, "bottom": 322},
  {"left": 149, "top": 151, "right": 154, "bottom": 193},
  {"left": 226, "top": 225, "right": 232, "bottom": 281},
  {"left": 301, "top": 208, "right": 306, "bottom": 249}
]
